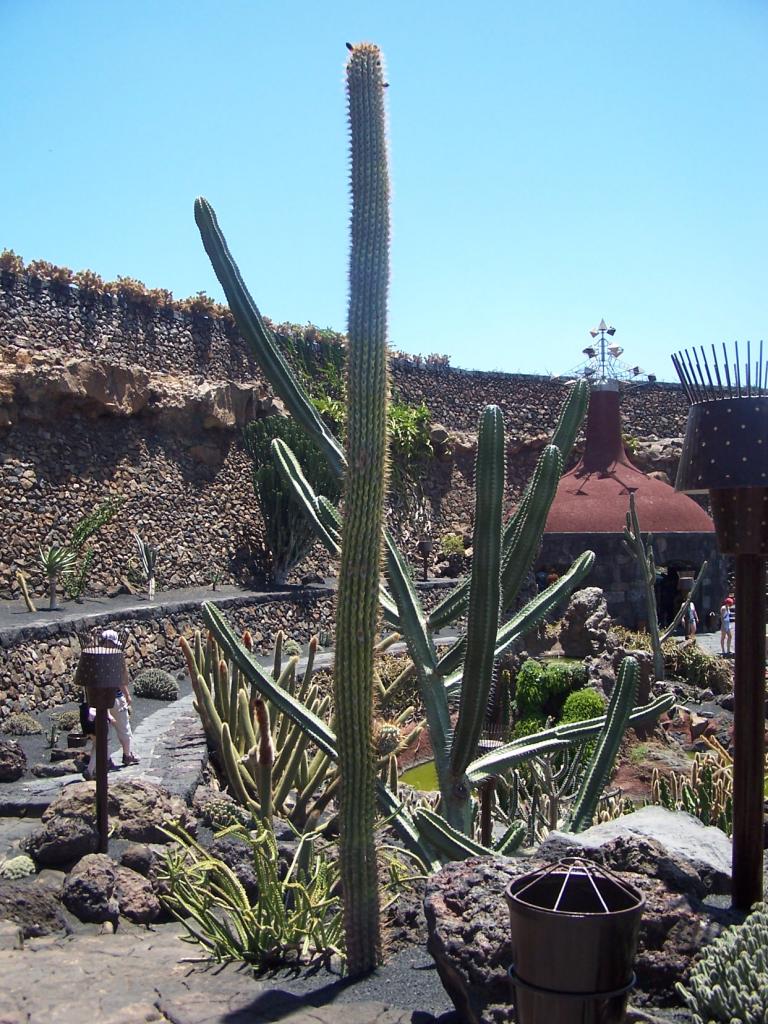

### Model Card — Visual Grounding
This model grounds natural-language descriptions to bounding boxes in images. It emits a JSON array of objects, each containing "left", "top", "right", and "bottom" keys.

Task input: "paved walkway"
[
  {"left": 0, "top": 693, "right": 207, "bottom": 816},
  {"left": 0, "top": 924, "right": 454, "bottom": 1024}
]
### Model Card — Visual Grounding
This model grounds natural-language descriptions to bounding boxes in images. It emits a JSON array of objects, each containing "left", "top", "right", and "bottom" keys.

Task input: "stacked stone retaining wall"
[{"left": 0, "top": 272, "right": 689, "bottom": 603}]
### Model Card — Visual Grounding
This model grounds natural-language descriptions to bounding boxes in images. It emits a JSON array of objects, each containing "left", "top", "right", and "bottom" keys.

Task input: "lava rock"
[
  {"left": 114, "top": 865, "right": 160, "bottom": 924},
  {"left": 0, "top": 740, "right": 26, "bottom": 782},
  {"left": 62, "top": 853, "right": 119, "bottom": 924},
  {"left": 540, "top": 806, "right": 732, "bottom": 894},
  {"left": 559, "top": 587, "right": 612, "bottom": 659},
  {"left": 120, "top": 843, "right": 157, "bottom": 877},
  {"left": 26, "top": 813, "right": 99, "bottom": 867}
]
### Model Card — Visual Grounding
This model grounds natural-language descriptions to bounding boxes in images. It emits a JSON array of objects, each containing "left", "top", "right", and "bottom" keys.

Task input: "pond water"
[{"left": 399, "top": 759, "right": 439, "bottom": 791}]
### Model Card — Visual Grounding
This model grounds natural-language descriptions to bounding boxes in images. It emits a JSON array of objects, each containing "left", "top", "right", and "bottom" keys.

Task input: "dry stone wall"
[
  {"left": 0, "top": 270, "right": 690, "bottom": 605},
  {"left": 0, "top": 590, "right": 336, "bottom": 719}
]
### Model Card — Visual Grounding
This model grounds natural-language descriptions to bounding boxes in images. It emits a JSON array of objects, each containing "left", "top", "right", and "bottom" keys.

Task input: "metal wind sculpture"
[{"left": 673, "top": 341, "right": 768, "bottom": 910}]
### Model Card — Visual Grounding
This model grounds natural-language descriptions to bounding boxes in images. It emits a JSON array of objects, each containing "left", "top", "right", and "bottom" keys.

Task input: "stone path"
[
  {"left": 0, "top": 924, "right": 454, "bottom": 1024},
  {"left": 0, "top": 693, "right": 207, "bottom": 816}
]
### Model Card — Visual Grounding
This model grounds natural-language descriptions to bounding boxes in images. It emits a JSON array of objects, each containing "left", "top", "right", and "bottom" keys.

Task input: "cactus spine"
[{"left": 333, "top": 42, "right": 390, "bottom": 974}]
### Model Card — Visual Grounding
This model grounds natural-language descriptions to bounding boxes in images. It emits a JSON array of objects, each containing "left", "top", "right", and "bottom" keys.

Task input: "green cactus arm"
[
  {"left": 499, "top": 445, "right": 562, "bottom": 609},
  {"left": 441, "top": 550, "right": 595, "bottom": 694},
  {"left": 449, "top": 406, "right": 505, "bottom": 778},
  {"left": 382, "top": 533, "right": 451, "bottom": 764},
  {"left": 437, "top": 548, "right": 593, "bottom": 682},
  {"left": 204, "top": 602, "right": 339, "bottom": 759},
  {"left": 203, "top": 602, "right": 437, "bottom": 871},
  {"left": 194, "top": 197, "right": 345, "bottom": 478},
  {"left": 566, "top": 656, "right": 639, "bottom": 832},
  {"left": 383, "top": 532, "right": 438, "bottom": 674},
  {"left": 411, "top": 807, "right": 494, "bottom": 861},
  {"left": 465, "top": 691, "right": 673, "bottom": 784},
  {"left": 271, "top": 439, "right": 341, "bottom": 555},
  {"left": 549, "top": 379, "right": 589, "bottom": 461},
  {"left": 426, "top": 381, "right": 587, "bottom": 633},
  {"left": 494, "top": 821, "right": 526, "bottom": 855}
]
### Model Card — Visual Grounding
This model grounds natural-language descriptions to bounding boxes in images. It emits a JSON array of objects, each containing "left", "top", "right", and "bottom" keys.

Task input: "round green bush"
[
  {"left": 281, "top": 639, "right": 302, "bottom": 659},
  {"left": 440, "top": 533, "right": 465, "bottom": 558},
  {"left": 1, "top": 712, "right": 43, "bottom": 736},
  {"left": 559, "top": 688, "right": 606, "bottom": 724},
  {"left": 514, "top": 660, "right": 545, "bottom": 715},
  {"left": 133, "top": 668, "right": 179, "bottom": 701}
]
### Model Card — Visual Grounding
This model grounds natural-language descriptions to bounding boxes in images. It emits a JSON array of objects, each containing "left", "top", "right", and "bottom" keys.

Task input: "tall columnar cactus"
[
  {"left": 446, "top": 405, "right": 504, "bottom": 831},
  {"left": 331, "top": 42, "right": 391, "bottom": 973},
  {"left": 193, "top": 47, "right": 675, "bottom": 863}
]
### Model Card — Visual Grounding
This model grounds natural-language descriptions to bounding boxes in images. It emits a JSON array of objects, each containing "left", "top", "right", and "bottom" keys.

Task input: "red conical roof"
[{"left": 545, "top": 382, "right": 714, "bottom": 534}]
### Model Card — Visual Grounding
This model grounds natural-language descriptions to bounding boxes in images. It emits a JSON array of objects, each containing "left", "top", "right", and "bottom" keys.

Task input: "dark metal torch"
[
  {"left": 673, "top": 342, "right": 768, "bottom": 910},
  {"left": 73, "top": 636, "right": 127, "bottom": 853}
]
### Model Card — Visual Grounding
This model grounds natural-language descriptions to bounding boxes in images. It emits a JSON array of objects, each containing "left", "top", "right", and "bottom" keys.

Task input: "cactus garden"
[{"left": 1, "top": 13, "right": 765, "bottom": 1024}]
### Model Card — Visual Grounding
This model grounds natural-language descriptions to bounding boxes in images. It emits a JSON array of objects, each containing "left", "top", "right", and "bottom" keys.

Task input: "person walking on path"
[
  {"left": 100, "top": 629, "right": 140, "bottom": 767},
  {"left": 720, "top": 596, "right": 734, "bottom": 656},
  {"left": 685, "top": 601, "right": 699, "bottom": 639}
]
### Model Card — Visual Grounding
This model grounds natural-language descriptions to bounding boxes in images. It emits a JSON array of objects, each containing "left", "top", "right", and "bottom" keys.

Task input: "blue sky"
[{"left": 1, "top": 1, "right": 766, "bottom": 378}]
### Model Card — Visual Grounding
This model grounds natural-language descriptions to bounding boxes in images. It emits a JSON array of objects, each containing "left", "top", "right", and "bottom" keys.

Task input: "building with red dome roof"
[{"left": 539, "top": 380, "right": 727, "bottom": 627}]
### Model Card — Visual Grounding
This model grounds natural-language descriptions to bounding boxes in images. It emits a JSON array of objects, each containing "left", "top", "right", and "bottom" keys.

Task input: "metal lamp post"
[
  {"left": 673, "top": 343, "right": 768, "bottom": 910},
  {"left": 73, "top": 636, "right": 127, "bottom": 853}
]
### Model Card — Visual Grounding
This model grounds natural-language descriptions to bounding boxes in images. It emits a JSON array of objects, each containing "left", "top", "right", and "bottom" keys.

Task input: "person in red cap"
[{"left": 720, "top": 596, "right": 734, "bottom": 656}]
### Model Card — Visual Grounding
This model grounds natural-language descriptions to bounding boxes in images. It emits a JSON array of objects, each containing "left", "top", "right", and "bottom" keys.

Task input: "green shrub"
[
  {"left": 559, "top": 688, "right": 606, "bottom": 724},
  {"left": 677, "top": 902, "right": 768, "bottom": 1023},
  {"left": 133, "top": 668, "right": 179, "bottom": 701},
  {"left": 1, "top": 712, "right": 43, "bottom": 736},
  {"left": 281, "top": 639, "right": 302, "bottom": 659},
  {"left": 512, "top": 714, "right": 548, "bottom": 740},
  {"left": 665, "top": 643, "right": 732, "bottom": 693},
  {"left": 514, "top": 660, "right": 546, "bottom": 715},
  {"left": 440, "top": 533, "right": 465, "bottom": 558}
]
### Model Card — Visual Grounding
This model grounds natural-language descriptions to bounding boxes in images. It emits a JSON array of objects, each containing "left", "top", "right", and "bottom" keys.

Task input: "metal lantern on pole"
[
  {"left": 73, "top": 633, "right": 127, "bottom": 853},
  {"left": 672, "top": 342, "right": 768, "bottom": 910}
]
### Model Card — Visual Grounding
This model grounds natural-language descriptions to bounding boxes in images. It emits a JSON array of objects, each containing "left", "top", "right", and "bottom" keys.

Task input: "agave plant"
[{"left": 38, "top": 545, "right": 76, "bottom": 610}]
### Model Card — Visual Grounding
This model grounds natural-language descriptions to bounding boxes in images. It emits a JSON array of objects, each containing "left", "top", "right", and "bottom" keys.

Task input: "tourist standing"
[
  {"left": 685, "top": 601, "right": 699, "bottom": 638},
  {"left": 101, "top": 629, "right": 140, "bottom": 766},
  {"left": 720, "top": 596, "right": 734, "bottom": 656}
]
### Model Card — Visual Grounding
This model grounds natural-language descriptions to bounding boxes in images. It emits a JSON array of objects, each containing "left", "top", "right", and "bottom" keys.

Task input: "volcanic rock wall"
[{"left": 0, "top": 270, "right": 690, "bottom": 603}]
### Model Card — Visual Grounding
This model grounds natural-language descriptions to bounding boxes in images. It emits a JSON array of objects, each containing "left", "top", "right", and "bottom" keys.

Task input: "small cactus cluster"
[
  {"left": 0, "top": 855, "right": 36, "bottom": 880},
  {"left": 652, "top": 735, "right": 737, "bottom": 836},
  {"left": 181, "top": 629, "right": 337, "bottom": 832},
  {"left": 133, "top": 668, "right": 180, "bottom": 701},
  {"left": 677, "top": 902, "right": 768, "bottom": 1023}
]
